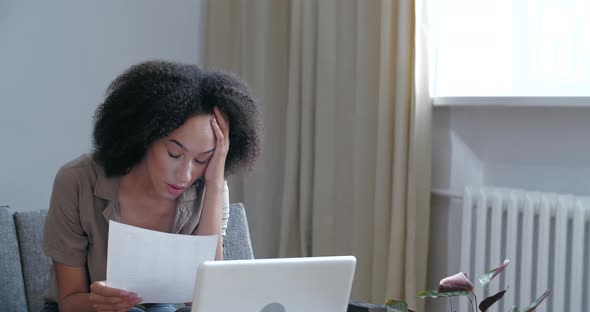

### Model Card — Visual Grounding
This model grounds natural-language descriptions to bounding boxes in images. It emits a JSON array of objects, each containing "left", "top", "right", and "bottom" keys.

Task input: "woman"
[{"left": 42, "top": 61, "right": 262, "bottom": 312}]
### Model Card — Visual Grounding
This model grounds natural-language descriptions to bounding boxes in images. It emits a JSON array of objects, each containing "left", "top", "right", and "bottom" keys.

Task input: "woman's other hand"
[
  {"left": 204, "top": 106, "right": 230, "bottom": 188},
  {"left": 89, "top": 281, "right": 141, "bottom": 312}
]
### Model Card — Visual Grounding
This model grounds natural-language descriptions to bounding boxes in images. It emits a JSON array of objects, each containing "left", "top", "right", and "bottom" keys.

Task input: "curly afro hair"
[{"left": 92, "top": 60, "right": 263, "bottom": 177}]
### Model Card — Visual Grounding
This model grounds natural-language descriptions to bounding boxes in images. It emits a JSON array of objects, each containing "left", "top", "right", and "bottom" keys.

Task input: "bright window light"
[{"left": 432, "top": 0, "right": 590, "bottom": 97}]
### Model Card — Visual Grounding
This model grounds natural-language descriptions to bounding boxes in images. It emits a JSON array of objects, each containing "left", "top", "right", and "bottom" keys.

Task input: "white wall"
[
  {"left": 0, "top": 0, "right": 206, "bottom": 211},
  {"left": 426, "top": 105, "right": 590, "bottom": 311}
]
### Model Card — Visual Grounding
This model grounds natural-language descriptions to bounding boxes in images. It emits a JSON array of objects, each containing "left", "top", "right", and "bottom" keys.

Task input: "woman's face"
[{"left": 143, "top": 114, "right": 215, "bottom": 200}]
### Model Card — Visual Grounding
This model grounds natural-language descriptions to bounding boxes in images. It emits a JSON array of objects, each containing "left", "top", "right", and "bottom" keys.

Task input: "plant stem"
[
  {"left": 467, "top": 293, "right": 476, "bottom": 312},
  {"left": 472, "top": 292, "right": 479, "bottom": 311}
]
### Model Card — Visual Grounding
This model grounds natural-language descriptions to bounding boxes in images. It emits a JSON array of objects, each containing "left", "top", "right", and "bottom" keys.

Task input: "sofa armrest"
[
  {"left": 0, "top": 206, "right": 28, "bottom": 312},
  {"left": 14, "top": 209, "right": 51, "bottom": 312},
  {"left": 223, "top": 203, "right": 254, "bottom": 260}
]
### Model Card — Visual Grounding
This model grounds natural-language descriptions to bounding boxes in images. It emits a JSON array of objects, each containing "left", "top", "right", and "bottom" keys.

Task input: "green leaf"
[
  {"left": 385, "top": 299, "right": 409, "bottom": 312},
  {"left": 478, "top": 288, "right": 507, "bottom": 311},
  {"left": 509, "top": 305, "right": 519, "bottom": 312},
  {"left": 524, "top": 290, "right": 551, "bottom": 312},
  {"left": 479, "top": 259, "right": 510, "bottom": 287},
  {"left": 418, "top": 290, "right": 471, "bottom": 298}
]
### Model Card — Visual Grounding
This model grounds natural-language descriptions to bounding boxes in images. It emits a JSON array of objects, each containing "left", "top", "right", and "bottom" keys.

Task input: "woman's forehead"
[{"left": 165, "top": 115, "right": 215, "bottom": 151}]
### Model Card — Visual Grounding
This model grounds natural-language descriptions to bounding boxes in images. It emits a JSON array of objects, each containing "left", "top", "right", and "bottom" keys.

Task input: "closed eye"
[
  {"left": 168, "top": 152, "right": 181, "bottom": 159},
  {"left": 195, "top": 158, "right": 208, "bottom": 165}
]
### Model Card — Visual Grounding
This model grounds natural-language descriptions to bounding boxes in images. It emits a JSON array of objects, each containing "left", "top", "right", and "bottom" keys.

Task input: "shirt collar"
[
  {"left": 94, "top": 173, "right": 121, "bottom": 223},
  {"left": 172, "top": 180, "right": 202, "bottom": 232},
  {"left": 88, "top": 160, "right": 121, "bottom": 222},
  {"left": 94, "top": 173, "right": 120, "bottom": 201}
]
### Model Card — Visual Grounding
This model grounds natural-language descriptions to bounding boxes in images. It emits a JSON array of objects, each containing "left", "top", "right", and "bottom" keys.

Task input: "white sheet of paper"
[{"left": 106, "top": 220, "right": 218, "bottom": 303}]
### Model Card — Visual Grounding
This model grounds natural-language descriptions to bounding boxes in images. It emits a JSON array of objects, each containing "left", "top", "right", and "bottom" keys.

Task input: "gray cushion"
[
  {"left": 223, "top": 203, "right": 254, "bottom": 260},
  {"left": 0, "top": 206, "right": 28, "bottom": 312},
  {"left": 14, "top": 210, "right": 51, "bottom": 312}
]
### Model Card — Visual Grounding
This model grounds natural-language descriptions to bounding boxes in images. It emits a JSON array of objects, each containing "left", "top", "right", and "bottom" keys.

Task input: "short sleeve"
[
  {"left": 43, "top": 167, "right": 88, "bottom": 267},
  {"left": 221, "top": 180, "right": 229, "bottom": 237},
  {"left": 221, "top": 180, "right": 230, "bottom": 238}
]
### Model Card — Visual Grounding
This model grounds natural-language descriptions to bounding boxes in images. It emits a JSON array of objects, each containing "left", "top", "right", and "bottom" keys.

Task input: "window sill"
[{"left": 432, "top": 96, "right": 590, "bottom": 107}]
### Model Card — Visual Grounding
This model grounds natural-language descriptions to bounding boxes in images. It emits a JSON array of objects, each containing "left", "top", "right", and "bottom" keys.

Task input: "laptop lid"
[{"left": 191, "top": 256, "right": 357, "bottom": 312}]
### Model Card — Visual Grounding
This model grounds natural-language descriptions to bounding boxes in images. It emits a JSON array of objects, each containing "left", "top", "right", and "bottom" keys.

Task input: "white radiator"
[{"left": 459, "top": 186, "right": 590, "bottom": 312}]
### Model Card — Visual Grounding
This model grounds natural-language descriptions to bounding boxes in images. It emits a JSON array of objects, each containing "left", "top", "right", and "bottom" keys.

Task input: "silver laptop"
[{"left": 190, "top": 256, "right": 356, "bottom": 312}]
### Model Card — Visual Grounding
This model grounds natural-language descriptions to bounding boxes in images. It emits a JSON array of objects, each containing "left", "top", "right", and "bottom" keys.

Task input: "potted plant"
[{"left": 385, "top": 260, "right": 550, "bottom": 312}]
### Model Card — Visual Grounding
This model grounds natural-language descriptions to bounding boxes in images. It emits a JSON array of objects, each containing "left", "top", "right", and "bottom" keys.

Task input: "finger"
[
  {"left": 92, "top": 296, "right": 141, "bottom": 311},
  {"left": 89, "top": 294, "right": 122, "bottom": 305},
  {"left": 213, "top": 106, "right": 230, "bottom": 133},
  {"left": 212, "top": 107, "right": 230, "bottom": 150},
  {"left": 211, "top": 118, "right": 225, "bottom": 144},
  {"left": 89, "top": 292, "right": 136, "bottom": 306},
  {"left": 213, "top": 119, "right": 230, "bottom": 154},
  {"left": 90, "top": 281, "right": 133, "bottom": 298}
]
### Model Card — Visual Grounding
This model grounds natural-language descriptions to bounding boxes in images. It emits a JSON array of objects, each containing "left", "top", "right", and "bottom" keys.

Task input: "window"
[{"left": 431, "top": 0, "right": 590, "bottom": 99}]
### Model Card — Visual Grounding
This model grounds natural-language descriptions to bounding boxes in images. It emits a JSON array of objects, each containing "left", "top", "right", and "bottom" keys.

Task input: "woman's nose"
[{"left": 176, "top": 162, "right": 193, "bottom": 184}]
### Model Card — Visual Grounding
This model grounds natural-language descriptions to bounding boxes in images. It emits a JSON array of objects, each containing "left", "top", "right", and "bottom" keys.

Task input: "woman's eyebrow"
[
  {"left": 169, "top": 139, "right": 215, "bottom": 155},
  {"left": 169, "top": 139, "right": 188, "bottom": 151},
  {"left": 199, "top": 148, "right": 215, "bottom": 155}
]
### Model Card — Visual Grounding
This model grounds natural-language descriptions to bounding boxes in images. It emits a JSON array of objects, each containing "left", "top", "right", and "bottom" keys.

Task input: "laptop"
[{"left": 190, "top": 256, "right": 357, "bottom": 312}]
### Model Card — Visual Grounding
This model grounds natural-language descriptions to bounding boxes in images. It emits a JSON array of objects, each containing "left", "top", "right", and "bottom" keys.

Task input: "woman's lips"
[{"left": 166, "top": 184, "right": 186, "bottom": 196}]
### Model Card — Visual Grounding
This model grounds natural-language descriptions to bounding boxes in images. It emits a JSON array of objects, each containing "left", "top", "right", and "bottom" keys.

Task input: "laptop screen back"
[{"left": 191, "top": 256, "right": 356, "bottom": 312}]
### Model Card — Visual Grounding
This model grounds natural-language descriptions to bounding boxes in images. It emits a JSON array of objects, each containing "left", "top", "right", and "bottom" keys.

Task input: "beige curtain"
[{"left": 203, "top": 0, "right": 431, "bottom": 307}]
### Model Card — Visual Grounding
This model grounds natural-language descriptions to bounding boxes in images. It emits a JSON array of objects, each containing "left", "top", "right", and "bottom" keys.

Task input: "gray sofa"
[{"left": 0, "top": 203, "right": 254, "bottom": 312}]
